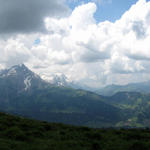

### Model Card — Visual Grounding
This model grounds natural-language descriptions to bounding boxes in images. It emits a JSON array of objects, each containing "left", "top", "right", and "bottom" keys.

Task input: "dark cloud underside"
[{"left": 0, "top": 0, "right": 69, "bottom": 34}]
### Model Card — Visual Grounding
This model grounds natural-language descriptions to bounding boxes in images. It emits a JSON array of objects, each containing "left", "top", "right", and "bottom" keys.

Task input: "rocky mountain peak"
[
  {"left": 0, "top": 64, "right": 32, "bottom": 78},
  {"left": 0, "top": 64, "right": 48, "bottom": 92}
]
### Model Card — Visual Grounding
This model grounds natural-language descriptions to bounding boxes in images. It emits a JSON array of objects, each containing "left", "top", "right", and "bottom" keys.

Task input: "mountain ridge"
[
  {"left": 1, "top": 64, "right": 150, "bottom": 127},
  {"left": 0, "top": 64, "right": 122, "bottom": 128},
  {"left": 96, "top": 81, "right": 150, "bottom": 96}
]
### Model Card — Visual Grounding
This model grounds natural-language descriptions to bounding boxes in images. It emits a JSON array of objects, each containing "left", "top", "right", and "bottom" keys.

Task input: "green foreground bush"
[{"left": 0, "top": 112, "right": 150, "bottom": 150}]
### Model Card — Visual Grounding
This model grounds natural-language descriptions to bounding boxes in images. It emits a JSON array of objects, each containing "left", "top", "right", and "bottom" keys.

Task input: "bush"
[
  {"left": 3, "top": 126, "right": 27, "bottom": 141},
  {"left": 129, "top": 141, "right": 149, "bottom": 150}
]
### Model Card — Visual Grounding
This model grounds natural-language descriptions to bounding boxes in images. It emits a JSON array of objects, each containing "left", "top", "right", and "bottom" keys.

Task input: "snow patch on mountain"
[
  {"left": 46, "top": 74, "right": 72, "bottom": 87},
  {"left": 7, "top": 67, "right": 17, "bottom": 76},
  {"left": 44, "top": 73, "right": 95, "bottom": 91},
  {"left": 24, "top": 76, "right": 31, "bottom": 91}
]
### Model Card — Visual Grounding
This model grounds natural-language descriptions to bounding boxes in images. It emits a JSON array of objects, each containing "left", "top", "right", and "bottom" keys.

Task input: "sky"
[
  {"left": 0, "top": 0, "right": 150, "bottom": 87},
  {"left": 67, "top": 0, "right": 139, "bottom": 22}
]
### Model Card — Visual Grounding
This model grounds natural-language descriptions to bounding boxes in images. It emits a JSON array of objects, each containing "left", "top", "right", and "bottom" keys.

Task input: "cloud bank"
[{"left": 0, "top": 0, "right": 150, "bottom": 87}]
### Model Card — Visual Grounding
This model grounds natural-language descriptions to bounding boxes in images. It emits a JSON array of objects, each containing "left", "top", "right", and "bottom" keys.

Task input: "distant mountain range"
[
  {"left": 96, "top": 81, "right": 150, "bottom": 96},
  {"left": 0, "top": 64, "right": 150, "bottom": 127},
  {"left": 48, "top": 72, "right": 150, "bottom": 96},
  {"left": 47, "top": 73, "right": 97, "bottom": 92}
]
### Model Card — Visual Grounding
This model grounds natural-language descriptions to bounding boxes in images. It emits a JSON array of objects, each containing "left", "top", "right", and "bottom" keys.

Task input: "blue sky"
[{"left": 67, "top": 0, "right": 149, "bottom": 22}]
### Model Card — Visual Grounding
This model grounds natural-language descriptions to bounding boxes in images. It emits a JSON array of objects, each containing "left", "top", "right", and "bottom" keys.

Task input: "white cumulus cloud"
[{"left": 1, "top": 0, "right": 150, "bottom": 87}]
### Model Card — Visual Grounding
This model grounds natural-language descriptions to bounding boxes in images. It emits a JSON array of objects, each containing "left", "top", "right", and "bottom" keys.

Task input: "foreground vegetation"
[{"left": 0, "top": 112, "right": 150, "bottom": 150}]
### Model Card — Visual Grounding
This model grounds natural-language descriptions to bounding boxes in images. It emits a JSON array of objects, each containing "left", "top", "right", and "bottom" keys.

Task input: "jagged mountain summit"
[
  {"left": 47, "top": 74, "right": 97, "bottom": 92},
  {"left": 48, "top": 74, "right": 71, "bottom": 87},
  {"left": 0, "top": 64, "right": 49, "bottom": 93},
  {"left": 0, "top": 64, "right": 30, "bottom": 77},
  {"left": 0, "top": 64, "right": 85, "bottom": 91}
]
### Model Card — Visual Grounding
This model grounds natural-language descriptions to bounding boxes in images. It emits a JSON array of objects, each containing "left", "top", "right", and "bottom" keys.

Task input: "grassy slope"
[
  {"left": 0, "top": 85, "right": 122, "bottom": 127},
  {"left": 102, "top": 92, "right": 150, "bottom": 127},
  {"left": 0, "top": 112, "right": 150, "bottom": 150}
]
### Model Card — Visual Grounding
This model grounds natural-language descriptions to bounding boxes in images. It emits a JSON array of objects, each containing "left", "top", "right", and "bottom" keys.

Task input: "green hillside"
[
  {"left": 0, "top": 86, "right": 122, "bottom": 128},
  {"left": 0, "top": 112, "right": 150, "bottom": 150},
  {"left": 104, "top": 92, "right": 150, "bottom": 127}
]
